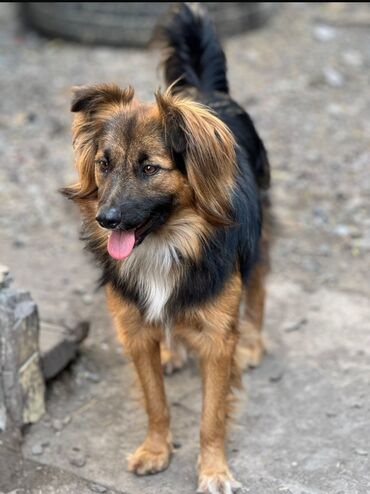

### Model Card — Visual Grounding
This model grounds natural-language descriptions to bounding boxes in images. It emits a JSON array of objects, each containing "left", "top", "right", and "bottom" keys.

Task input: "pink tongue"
[{"left": 107, "top": 230, "right": 136, "bottom": 260}]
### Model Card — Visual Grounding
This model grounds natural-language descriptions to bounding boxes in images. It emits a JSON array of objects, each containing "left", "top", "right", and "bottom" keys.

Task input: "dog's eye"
[
  {"left": 143, "top": 165, "right": 159, "bottom": 176},
  {"left": 96, "top": 159, "right": 110, "bottom": 174}
]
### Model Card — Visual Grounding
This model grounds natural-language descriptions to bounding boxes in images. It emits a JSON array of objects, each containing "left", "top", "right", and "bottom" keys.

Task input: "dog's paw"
[
  {"left": 237, "top": 336, "right": 265, "bottom": 370},
  {"left": 160, "top": 342, "right": 188, "bottom": 375},
  {"left": 197, "top": 471, "right": 242, "bottom": 494},
  {"left": 128, "top": 443, "right": 171, "bottom": 475}
]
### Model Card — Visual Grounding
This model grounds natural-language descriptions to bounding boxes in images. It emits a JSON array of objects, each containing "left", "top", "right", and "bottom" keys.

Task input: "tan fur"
[
  {"left": 107, "top": 272, "right": 244, "bottom": 483},
  {"left": 156, "top": 89, "right": 236, "bottom": 225},
  {"left": 107, "top": 287, "right": 172, "bottom": 474},
  {"left": 64, "top": 83, "right": 269, "bottom": 491}
]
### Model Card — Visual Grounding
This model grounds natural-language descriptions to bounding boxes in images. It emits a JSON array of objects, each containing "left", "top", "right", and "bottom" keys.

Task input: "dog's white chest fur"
[{"left": 119, "top": 235, "right": 178, "bottom": 324}]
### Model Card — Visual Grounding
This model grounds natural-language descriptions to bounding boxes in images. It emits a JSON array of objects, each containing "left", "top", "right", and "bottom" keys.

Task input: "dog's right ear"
[
  {"left": 62, "top": 84, "right": 136, "bottom": 202},
  {"left": 71, "top": 84, "right": 135, "bottom": 113}
]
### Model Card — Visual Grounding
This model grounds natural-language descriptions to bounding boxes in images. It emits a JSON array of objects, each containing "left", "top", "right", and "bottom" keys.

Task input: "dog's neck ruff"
[{"left": 119, "top": 232, "right": 179, "bottom": 324}]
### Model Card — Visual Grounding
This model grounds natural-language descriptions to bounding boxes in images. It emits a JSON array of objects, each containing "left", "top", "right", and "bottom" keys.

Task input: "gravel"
[{"left": 1, "top": 3, "right": 370, "bottom": 494}]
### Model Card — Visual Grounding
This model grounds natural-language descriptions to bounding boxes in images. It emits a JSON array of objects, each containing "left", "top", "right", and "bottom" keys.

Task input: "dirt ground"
[{"left": 0, "top": 2, "right": 369, "bottom": 494}]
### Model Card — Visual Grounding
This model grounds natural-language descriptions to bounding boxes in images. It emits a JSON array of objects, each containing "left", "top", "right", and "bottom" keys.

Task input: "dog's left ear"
[
  {"left": 155, "top": 90, "right": 236, "bottom": 225},
  {"left": 71, "top": 84, "right": 135, "bottom": 113}
]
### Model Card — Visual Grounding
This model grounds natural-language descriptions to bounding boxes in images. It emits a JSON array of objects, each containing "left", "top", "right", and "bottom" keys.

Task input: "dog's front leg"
[
  {"left": 107, "top": 286, "right": 172, "bottom": 475},
  {"left": 126, "top": 332, "right": 172, "bottom": 475},
  {"left": 197, "top": 332, "right": 241, "bottom": 494},
  {"left": 107, "top": 287, "right": 172, "bottom": 475}
]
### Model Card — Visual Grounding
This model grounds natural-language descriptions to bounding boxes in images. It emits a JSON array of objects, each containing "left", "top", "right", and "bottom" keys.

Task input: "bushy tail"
[{"left": 154, "top": 3, "right": 228, "bottom": 94}]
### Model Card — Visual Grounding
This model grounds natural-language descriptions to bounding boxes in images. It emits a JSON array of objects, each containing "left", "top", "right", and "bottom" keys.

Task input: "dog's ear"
[
  {"left": 156, "top": 90, "right": 236, "bottom": 225},
  {"left": 61, "top": 84, "right": 135, "bottom": 201},
  {"left": 70, "top": 84, "right": 135, "bottom": 113}
]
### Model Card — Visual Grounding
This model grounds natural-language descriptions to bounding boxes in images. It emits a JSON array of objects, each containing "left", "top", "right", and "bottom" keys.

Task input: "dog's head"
[{"left": 62, "top": 84, "right": 236, "bottom": 260}]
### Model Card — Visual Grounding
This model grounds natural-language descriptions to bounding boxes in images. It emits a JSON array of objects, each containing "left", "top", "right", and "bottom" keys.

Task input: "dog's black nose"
[{"left": 96, "top": 207, "right": 121, "bottom": 229}]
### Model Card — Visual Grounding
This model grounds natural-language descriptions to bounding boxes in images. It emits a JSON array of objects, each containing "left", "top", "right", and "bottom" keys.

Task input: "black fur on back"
[{"left": 154, "top": 3, "right": 271, "bottom": 299}]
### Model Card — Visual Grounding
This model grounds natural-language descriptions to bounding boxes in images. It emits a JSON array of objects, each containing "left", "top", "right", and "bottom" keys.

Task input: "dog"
[{"left": 62, "top": 4, "right": 270, "bottom": 493}]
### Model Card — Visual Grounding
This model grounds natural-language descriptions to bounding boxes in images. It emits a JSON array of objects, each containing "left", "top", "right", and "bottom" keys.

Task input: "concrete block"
[
  {"left": 0, "top": 265, "right": 45, "bottom": 430},
  {"left": 0, "top": 264, "right": 11, "bottom": 290},
  {"left": 40, "top": 320, "right": 90, "bottom": 380},
  {"left": 19, "top": 353, "right": 46, "bottom": 424}
]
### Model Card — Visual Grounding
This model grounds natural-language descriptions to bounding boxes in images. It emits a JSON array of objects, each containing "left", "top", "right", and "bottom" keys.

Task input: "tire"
[{"left": 20, "top": 3, "right": 277, "bottom": 47}]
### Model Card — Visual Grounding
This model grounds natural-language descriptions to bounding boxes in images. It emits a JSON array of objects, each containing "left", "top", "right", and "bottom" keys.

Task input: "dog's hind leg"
[
  {"left": 237, "top": 222, "right": 270, "bottom": 371},
  {"left": 237, "top": 262, "right": 267, "bottom": 370}
]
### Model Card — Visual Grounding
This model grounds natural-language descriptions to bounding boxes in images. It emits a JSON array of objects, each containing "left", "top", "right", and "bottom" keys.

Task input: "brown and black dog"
[{"left": 62, "top": 4, "right": 270, "bottom": 493}]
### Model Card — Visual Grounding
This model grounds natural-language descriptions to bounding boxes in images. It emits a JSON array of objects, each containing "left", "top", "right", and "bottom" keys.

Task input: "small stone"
[
  {"left": 342, "top": 50, "right": 363, "bottom": 67},
  {"left": 350, "top": 403, "right": 362, "bottom": 409},
  {"left": 303, "top": 258, "right": 321, "bottom": 273},
  {"left": 327, "top": 103, "right": 345, "bottom": 116},
  {"left": 335, "top": 192, "right": 346, "bottom": 201},
  {"left": 89, "top": 485, "right": 107, "bottom": 493},
  {"left": 84, "top": 371, "right": 101, "bottom": 383},
  {"left": 52, "top": 419, "right": 63, "bottom": 431},
  {"left": 13, "top": 239, "right": 26, "bottom": 248},
  {"left": 285, "top": 318, "right": 308, "bottom": 333},
  {"left": 243, "top": 49, "right": 259, "bottom": 63},
  {"left": 27, "top": 112, "right": 37, "bottom": 123},
  {"left": 31, "top": 444, "right": 43, "bottom": 456},
  {"left": 306, "top": 150, "right": 321, "bottom": 163},
  {"left": 323, "top": 67, "right": 344, "bottom": 88},
  {"left": 82, "top": 294, "right": 93, "bottom": 305},
  {"left": 351, "top": 237, "right": 370, "bottom": 252},
  {"left": 69, "top": 447, "right": 86, "bottom": 467},
  {"left": 333, "top": 224, "right": 350, "bottom": 237},
  {"left": 355, "top": 449, "right": 368, "bottom": 457},
  {"left": 313, "top": 207, "right": 329, "bottom": 225},
  {"left": 269, "top": 371, "right": 284, "bottom": 383},
  {"left": 313, "top": 24, "right": 336, "bottom": 42},
  {"left": 318, "top": 244, "right": 330, "bottom": 256},
  {"left": 72, "top": 287, "right": 86, "bottom": 296},
  {"left": 63, "top": 415, "right": 71, "bottom": 425}
]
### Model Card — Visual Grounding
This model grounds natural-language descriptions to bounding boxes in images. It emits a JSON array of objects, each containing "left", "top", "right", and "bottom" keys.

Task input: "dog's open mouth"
[{"left": 107, "top": 218, "right": 153, "bottom": 261}]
